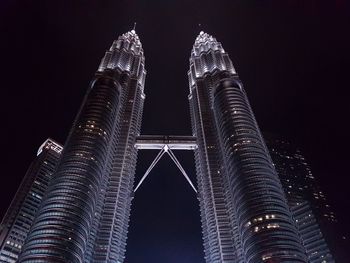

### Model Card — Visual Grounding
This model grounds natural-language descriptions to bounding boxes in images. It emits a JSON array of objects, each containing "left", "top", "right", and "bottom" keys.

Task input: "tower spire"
[
  {"left": 132, "top": 22, "right": 137, "bottom": 33},
  {"left": 198, "top": 23, "right": 203, "bottom": 35}
]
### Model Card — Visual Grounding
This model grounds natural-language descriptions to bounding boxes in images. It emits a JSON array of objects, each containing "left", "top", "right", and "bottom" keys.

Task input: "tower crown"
[
  {"left": 116, "top": 30, "right": 142, "bottom": 53},
  {"left": 188, "top": 31, "right": 235, "bottom": 88},
  {"left": 195, "top": 31, "right": 215, "bottom": 44},
  {"left": 98, "top": 30, "right": 146, "bottom": 86},
  {"left": 192, "top": 31, "right": 225, "bottom": 56}
]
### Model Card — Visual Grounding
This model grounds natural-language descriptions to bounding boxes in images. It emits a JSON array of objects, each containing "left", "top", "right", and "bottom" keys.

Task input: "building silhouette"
[
  {"left": 265, "top": 135, "right": 349, "bottom": 262},
  {"left": 0, "top": 139, "right": 62, "bottom": 262},
  {"left": 0, "top": 30, "right": 338, "bottom": 262}
]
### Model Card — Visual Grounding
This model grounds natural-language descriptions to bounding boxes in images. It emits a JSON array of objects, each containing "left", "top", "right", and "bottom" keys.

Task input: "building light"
[
  {"left": 262, "top": 254, "right": 272, "bottom": 260},
  {"left": 267, "top": 223, "right": 279, "bottom": 229}
]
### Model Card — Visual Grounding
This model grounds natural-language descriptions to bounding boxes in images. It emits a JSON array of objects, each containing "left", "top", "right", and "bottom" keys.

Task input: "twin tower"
[{"left": 17, "top": 31, "right": 309, "bottom": 262}]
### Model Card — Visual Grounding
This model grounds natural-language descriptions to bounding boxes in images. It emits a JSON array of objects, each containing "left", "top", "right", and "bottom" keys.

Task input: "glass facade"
[
  {"left": 188, "top": 32, "right": 307, "bottom": 262},
  {"left": 18, "top": 31, "right": 146, "bottom": 263},
  {"left": 0, "top": 139, "right": 62, "bottom": 263}
]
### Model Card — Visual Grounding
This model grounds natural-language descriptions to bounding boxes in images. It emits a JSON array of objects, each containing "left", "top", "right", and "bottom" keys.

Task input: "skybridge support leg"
[
  {"left": 133, "top": 145, "right": 197, "bottom": 194},
  {"left": 166, "top": 148, "right": 197, "bottom": 193},
  {"left": 134, "top": 148, "right": 166, "bottom": 192}
]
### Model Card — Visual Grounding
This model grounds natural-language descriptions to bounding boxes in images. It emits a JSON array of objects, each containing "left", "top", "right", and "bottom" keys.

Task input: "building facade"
[
  {"left": 188, "top": 32, "right": 307, "bottom": 262},
  {"left": 4, "top": 30, "right": 342, "bottom": 263},
  {"left": 265, "top": 136, "right": 348, "bottom": 262},
  {"left": 0, "top": 139, "right": 62, "bottom": 262},
  {"left": 18, "top": 30, "right": 146, "bottom": 263}
]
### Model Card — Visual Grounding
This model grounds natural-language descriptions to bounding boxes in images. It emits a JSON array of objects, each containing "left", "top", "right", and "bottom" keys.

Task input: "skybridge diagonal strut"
[
  {"left": 134, "top": 147, "right": 166, "bottom": 192},
  {"left": 133, "top": 144, "right": 197, "bottom": 194},
  {"left": 166, "top": 148, "right": 197, "bottom": 193}
]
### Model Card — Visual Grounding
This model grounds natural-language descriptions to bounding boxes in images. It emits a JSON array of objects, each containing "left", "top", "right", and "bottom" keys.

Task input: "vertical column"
[
  {"left": 188, "top": 32, "right": 244, "bottom": 263},
  {"left": 89, "top": 30, "right": 146, "bottom": 263}
]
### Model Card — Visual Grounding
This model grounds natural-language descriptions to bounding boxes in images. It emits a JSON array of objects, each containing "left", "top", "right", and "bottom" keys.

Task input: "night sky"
[{"left": 1, "top": 1, "right": 350, "bottom": 262}]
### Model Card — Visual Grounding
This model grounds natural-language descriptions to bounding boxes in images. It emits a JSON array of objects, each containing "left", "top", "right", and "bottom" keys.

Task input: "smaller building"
[
  {"left": 0, "top": 139, "right": 62, "bottom": 262},
  {"left": 264, "top": 135, "right": 339, "bottom": 262}
]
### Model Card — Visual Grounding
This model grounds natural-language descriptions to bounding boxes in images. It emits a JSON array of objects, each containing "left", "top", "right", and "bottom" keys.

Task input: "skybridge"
[{"left": 134, "top": 135, "right": 198, "bottom": 193}]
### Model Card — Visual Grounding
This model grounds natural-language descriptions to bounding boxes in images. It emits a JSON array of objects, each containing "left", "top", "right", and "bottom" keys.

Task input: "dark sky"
[{"left": 1, "top": 1, "right": 350, "bottom": 262}]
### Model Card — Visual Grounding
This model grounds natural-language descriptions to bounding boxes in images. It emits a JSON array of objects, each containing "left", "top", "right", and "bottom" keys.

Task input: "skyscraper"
[
  {"left": 0, "top": 139, "right": 62, "bottom": 262},
  {"left": 10, "top": 30, "right": 336, "bottom": 263},
  {"left": 265, "top": 135, "right": 348, "bottom": 262},
  {"left": 188, "top": 32, "right": 307, "bottom": 262},
  {"left": 18, "top": 30, "right": 146, "bottom": 263}
]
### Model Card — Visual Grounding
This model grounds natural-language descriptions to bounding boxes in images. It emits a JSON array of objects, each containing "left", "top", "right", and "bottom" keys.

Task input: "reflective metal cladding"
[
  {"left": 18, "top": 30, "right": 146, "bottom": 263},
  {"left": 188, "top": 31, "right": 308, "bottom": 262}
]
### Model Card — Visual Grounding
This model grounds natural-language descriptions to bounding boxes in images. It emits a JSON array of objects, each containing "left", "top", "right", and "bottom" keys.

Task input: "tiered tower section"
[
  {"left": 188, "top": 32, "right": 307, "bottom": 262},
  {"left": 90, "top": 30, "right": 146, "bottom": 263},
  {"left": 188, "top": 32, "right": 241, "bottom": 263},
  {"left": 18, "top": 30, "right": 146, "bottom": 263}
]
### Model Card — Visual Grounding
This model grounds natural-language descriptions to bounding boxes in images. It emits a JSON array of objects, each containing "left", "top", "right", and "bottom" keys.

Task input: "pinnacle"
[{"left": 195, "top": 31, "right": 214, "bottom": 45}]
